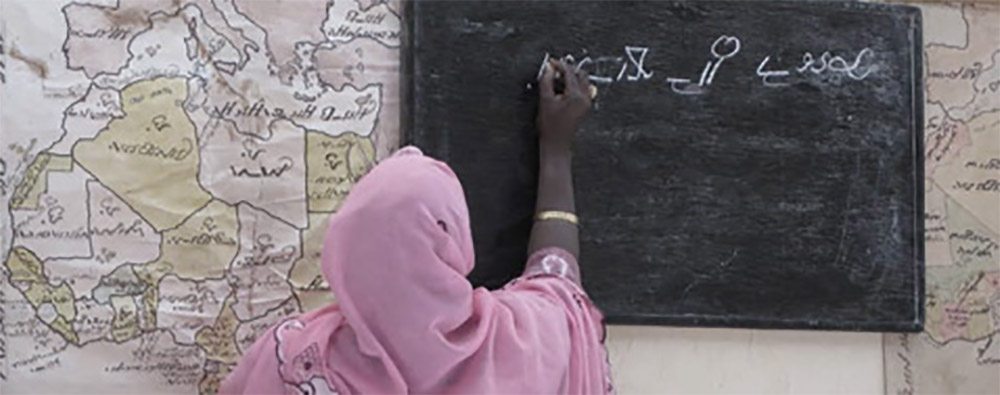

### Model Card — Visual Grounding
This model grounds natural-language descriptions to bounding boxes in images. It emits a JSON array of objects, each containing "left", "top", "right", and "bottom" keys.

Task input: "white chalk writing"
[
  {"left": 536, "top": 45, "right": 654, "bottom": 86},
  {"left": 666, "top": 35, "right": 741, "bottom": 95},
  {"left": 536, "top": 37, "right": 877, "bottom": 96},
  {"left": 756, "top": 56, "right": 790, "bottom": 87},
  {"left": 623, "top": 46, "right": 654, "bottom": 81},
  {"left": 795, "top": 48, "right": 874, "bottom": 80}
]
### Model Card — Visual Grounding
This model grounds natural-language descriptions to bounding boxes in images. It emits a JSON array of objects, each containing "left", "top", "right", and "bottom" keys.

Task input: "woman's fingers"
[
  {"left": 551, "top": 60, "right": 579, "bottom": 94},
  {"left": 575, "top": 67, "right": 589, "bottom": 87},
  {"left": 574, "top": 68, "right": 595, "bottom": 99},
  {"left": 539, "top": 61, "right": 555, "bottom": 99},
  {"left": 542, "top": 59, "right": 594, "bottom": 99}
]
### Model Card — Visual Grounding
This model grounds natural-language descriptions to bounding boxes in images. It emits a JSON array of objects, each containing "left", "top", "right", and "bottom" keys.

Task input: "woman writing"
[{"left": 221, "top": 60, "right": 612, "bottom": 394}]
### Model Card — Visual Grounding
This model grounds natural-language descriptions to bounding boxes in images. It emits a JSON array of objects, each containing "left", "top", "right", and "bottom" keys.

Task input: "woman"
[{"left": 221, "top": 60, "right": 611, "bottom": 394}]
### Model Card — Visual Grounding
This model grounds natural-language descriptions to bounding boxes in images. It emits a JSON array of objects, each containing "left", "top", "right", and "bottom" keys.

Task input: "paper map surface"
[{"left": 1, "top": 0, "right": 399, "bottom": 392}]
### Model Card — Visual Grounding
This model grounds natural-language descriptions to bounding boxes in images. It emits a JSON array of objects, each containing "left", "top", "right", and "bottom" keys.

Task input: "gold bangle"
[{"left": 535, "top": 211, "right": 579, "bottom": 225}]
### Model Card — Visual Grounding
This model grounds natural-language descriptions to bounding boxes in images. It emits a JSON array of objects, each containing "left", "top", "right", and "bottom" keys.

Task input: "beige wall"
[{"left": 607, "top": 326, "right": 884, "bottom": 394}]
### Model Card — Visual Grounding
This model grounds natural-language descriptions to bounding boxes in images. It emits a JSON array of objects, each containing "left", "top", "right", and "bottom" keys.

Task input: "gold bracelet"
[{"left": 535, "top": 211, "right": 579, "bottom": 225}]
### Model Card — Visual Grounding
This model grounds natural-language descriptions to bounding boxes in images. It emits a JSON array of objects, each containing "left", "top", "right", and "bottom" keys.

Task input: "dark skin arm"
[{"left": 528, "top": 60, "right": 591, "bottom": 258}]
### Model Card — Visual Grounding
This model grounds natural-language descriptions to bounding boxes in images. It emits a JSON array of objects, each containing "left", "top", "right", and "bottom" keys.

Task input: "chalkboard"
[{"left": 404, "top": 1, "right": 924, "bottom": 332}]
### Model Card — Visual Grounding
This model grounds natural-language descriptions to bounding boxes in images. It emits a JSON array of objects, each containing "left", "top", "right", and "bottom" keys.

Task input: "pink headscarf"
[{"left": 221, "top": 147, "right": 611, "bottom": 394}]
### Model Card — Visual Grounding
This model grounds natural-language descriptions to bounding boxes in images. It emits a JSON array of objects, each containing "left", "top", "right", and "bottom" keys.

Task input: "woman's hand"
[
  {"left": 537, "top": 59, "right": 591, "bottom": 150},
  {"left": 528, "top": 59, "right": 587, "bottom": 260}
]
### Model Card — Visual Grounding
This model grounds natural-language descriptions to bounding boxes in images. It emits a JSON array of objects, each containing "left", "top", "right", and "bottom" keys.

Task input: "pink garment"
[{"left": 221, "top": 147, "right": 612, "bottom": 394}]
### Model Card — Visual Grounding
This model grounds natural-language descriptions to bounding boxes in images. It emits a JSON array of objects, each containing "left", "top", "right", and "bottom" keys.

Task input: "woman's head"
[
  {"left": 319, "top": 147, "right": 477, "bottom": 375},
  {"left": 323, "top": 147, "right": 474, "bottom": 278}
]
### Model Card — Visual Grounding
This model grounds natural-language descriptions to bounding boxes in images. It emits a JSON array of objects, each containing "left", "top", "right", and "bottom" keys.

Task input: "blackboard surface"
[{"left": 405, "top": 1, "right": 924, "bottom": 331}]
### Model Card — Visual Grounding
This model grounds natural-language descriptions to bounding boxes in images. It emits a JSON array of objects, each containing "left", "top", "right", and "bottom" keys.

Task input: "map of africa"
[
  {"left": 1, "top": 1, "right": 997, "bottom": 394},
  {"left": 1, "top": 0, "right": 399, "bottom": 392}
]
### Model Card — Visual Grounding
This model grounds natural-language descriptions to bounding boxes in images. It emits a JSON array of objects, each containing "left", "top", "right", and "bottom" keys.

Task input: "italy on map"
[{"left": 1, "top": 0, "right": 399, "bottom": 392}]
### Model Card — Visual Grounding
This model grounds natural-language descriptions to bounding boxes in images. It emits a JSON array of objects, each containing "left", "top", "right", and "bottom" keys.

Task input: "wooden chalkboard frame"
[{"left": 402, "top": 1, "right": 924, "bottom": 332}]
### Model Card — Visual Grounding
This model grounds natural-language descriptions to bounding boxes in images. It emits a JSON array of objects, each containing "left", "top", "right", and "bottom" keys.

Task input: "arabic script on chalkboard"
[{"left": 536, "top": 35, "right": 877, "bottom": 94}]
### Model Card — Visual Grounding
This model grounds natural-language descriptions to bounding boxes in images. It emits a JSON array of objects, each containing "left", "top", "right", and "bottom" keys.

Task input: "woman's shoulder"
[
  {"left": 272, "top": 307, "right": 345, "bottom": 394},
  {"left": 221, "top": 305, "right": 345, "bottom": 394}
]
